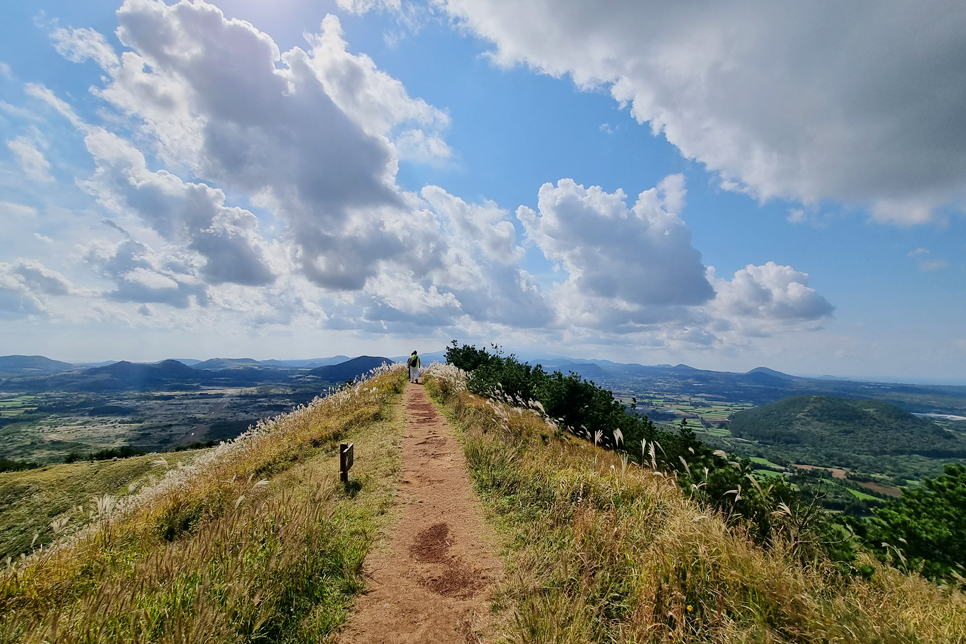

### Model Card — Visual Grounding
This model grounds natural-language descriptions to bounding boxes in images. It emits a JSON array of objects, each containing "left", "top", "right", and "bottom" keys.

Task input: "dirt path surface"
[{"left": 337, "top": 383, "right": 503, "bottom": 644}]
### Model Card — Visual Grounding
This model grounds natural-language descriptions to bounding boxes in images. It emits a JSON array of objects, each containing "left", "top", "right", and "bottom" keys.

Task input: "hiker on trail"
[{"left": 407, "top": 350, "right": 422, "bottom": 384}]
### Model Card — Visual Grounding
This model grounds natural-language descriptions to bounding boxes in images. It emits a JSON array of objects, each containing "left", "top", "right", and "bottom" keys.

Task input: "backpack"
[{"left": 408, "top": 355, "right": 417, "bottom": 368}]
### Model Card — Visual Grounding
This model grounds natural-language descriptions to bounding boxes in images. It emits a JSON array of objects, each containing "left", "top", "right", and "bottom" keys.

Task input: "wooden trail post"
[{"left": 340, "top": 442, "right": 354, "bottom": 483}]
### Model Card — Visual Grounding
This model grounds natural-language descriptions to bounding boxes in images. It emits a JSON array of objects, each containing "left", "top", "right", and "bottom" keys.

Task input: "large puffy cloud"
[
  {"left": 518, "top": 176, "right": 714, "bottom": 332},
  {"left": 420, "top": 187, "right": 554, "bottom": 328},
  {"left": 58, "top": 0, "right": 452, "bottom": 291},
  {"left": 421, "top": 186, "right": 522, "bottom": 265},
  {"left": 85, "top": 236, "right": 209, "bottom": 308},
  {"left": 26, "top": 0, "right": 835, "bottom": 350},
  {"left": 78, "top": 127, "right": 276, "bottom": 287},
  {"left": 305, "top": 15, "right": 450, "bottom": 158},
  {"left": 45, "top": 0, "right": 553, "bottom": 329},
  {"left": 707, "top": 262, "right": 834, "bottom": 337},
  {"left": 439, "top": 0, "right": 966, "bottom": 224},
  {"left": 515, "top": 175, "right": 834, "bottom": 341}
]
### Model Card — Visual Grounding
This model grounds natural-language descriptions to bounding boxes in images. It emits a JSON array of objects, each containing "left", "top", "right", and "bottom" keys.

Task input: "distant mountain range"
[
  {"left": 307, "top": 356, "right": 393, "bottom": 382},
  {"left": 515, "top": 359, "right": 966, "bottom": 415},
  {"left": 2, "top": 353, "right": 964, "bottom": 415},
  {"left": 0, "top": 355, "right": 392, "bottom": 392},
  {"left": 188, "top": 356, "right": 352, "bottom": 370}
]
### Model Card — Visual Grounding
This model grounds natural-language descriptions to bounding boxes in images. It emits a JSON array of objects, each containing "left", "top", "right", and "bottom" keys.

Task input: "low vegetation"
[
  {"left": 424, "top": 362, "right": 966, "bottom": 643},
  {"left": 445, "top": 342, "right": 704, "bottom": 461},
  {"left": 63, "top": 445, "right": 147, "bottom": 463},
  {"left": 0, "top": 364, "right": 407, "bottom": 643},
  {"left": 0, "top": 458, "right": 38, "bottom": 474}
]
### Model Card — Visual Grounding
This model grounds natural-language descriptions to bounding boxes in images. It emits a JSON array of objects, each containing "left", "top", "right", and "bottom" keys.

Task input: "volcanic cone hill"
[{"left": 729, "top": 395, "right": 966, "bottom": 458}]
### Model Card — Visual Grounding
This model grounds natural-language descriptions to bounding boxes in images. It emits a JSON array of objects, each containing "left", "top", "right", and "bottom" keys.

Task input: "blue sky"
[{"left": 0, "top": 0, "right": 964, "bottom": 381}]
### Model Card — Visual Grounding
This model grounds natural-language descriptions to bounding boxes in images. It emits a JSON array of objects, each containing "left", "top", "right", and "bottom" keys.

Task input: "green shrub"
[
  {"left": 174, "top": 439, "right": 217, "bottom": 452},
  {"left": 63, "top": 446, "right": 146, "bottom": 463},
  {"left": 859, "top": 462, "right": 966, "bottom": 581},
  {"left": 0, "top": 457, "right": 39, "bottom": 473}
]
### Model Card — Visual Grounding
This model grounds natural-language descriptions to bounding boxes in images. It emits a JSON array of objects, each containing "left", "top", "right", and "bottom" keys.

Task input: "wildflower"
[{"left": 687, "top": 604, "right": 693, "bottom": 612}]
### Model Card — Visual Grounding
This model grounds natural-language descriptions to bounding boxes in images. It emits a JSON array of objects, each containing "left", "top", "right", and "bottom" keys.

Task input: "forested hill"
[{"left": 729, "top": 395, "right": 966, "bottom": 458}]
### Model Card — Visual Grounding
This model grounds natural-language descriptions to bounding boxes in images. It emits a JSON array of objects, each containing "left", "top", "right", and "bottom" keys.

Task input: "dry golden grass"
[
  {"left": 0, "top": 364, "right": 408, "bottom": 643},
  {"left": 424, "top": 364, "right": 966, "bottom": 644}
]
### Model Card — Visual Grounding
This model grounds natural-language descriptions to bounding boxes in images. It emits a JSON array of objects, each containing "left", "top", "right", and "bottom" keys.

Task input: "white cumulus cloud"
[
  {"left": 707, "top": 262, "right": 834, "bottom": 335},
  {"left": 19, "top": 0, "right": 837, "bottom": 351},
  {"left": 440, "top": 0, "right": 966, "bottom": 224},
  {"left": 0, "top": 259, "right": 73, "bottom": 319},
  {"left": 6, "top": 136, "right": 53, "bottom": 183},
  {"left": 518, "top": 176, "right": 714, "bottom": 330}
]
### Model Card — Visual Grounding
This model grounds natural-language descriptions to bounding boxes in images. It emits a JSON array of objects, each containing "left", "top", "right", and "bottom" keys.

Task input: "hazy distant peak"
[
  {"left": 0, "top": 355, "right": 75, "bottom": 375},
  {"left": 745, "top": 367, "right": 794, "bottom": 379}
]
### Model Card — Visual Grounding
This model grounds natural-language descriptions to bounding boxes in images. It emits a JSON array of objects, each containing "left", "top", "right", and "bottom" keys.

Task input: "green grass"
[
  {"left": 752, "top": 469, "right": 787, "bottom": 480},
  {"left": 749, "top": 456, "right": 783, "bottom": 470},
  {"left": 0, "top": 397, "right": 37, "bottom": 417},
  {"left": 846, "top": 487, "right": 881, "bottom": 502},
  {"left": 424, "top": 366, "right": 966, "bottom": 644}
]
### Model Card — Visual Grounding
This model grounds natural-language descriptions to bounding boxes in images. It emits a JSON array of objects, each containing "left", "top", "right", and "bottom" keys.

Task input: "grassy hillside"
[
  {"left": 0, "top": 450, "right": 209, "bottom": 560},
  {"left": 424, "top": 365, "right": 966, "bottom": 643},
  {"left": 7, "top": 362, "right": 965, "bottom": 643},
  {"left": 729, "top": 395, "right": 966, "bottom": 458},
  {"left": 0, "top": 365, "right": 407, "bottom": 643}
]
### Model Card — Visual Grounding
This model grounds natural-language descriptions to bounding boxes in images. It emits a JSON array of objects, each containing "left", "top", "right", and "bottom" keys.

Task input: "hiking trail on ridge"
[{"left": 337, "top": 382, "right": 503, "bottom": 643}]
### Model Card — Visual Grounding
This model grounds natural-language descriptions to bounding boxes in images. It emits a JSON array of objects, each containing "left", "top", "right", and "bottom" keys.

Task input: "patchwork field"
[{"left": 0, "top": 386, "right": 326, "bottom": 464}]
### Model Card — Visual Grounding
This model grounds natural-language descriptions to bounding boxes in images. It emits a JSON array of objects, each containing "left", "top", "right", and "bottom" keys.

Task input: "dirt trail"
[{"left": 337, "top": 383, "right": 502, "bottom": 644}]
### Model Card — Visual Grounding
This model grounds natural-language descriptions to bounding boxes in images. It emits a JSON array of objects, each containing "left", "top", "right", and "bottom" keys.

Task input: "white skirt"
[{"left": 409, "top": 366, "right": 420, "bottom": 381}]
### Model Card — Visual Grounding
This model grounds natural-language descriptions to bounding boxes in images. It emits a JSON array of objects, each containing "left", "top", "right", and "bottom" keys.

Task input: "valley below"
[{"left": 0, "top": 355, "right": 393, "bottom": 464}]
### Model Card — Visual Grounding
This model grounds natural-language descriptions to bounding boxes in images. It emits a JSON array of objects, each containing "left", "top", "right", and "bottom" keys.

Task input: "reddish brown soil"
[
  {"left": 793, "top": 464, "right": 849, "bottom": 479},
  {"left": 855, "top": 480, "right": 902, "bottom": 497},
  {"left": 337, "top": 384, "right": 502, "bottom": 644},
  {"left": 792, "top": 464, "right": 901, "bottom": 497}
]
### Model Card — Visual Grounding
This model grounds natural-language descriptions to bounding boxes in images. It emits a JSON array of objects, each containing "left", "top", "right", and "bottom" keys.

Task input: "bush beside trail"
[{"left": 856, "top": 462, "right": 966, "bottom": 581}]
